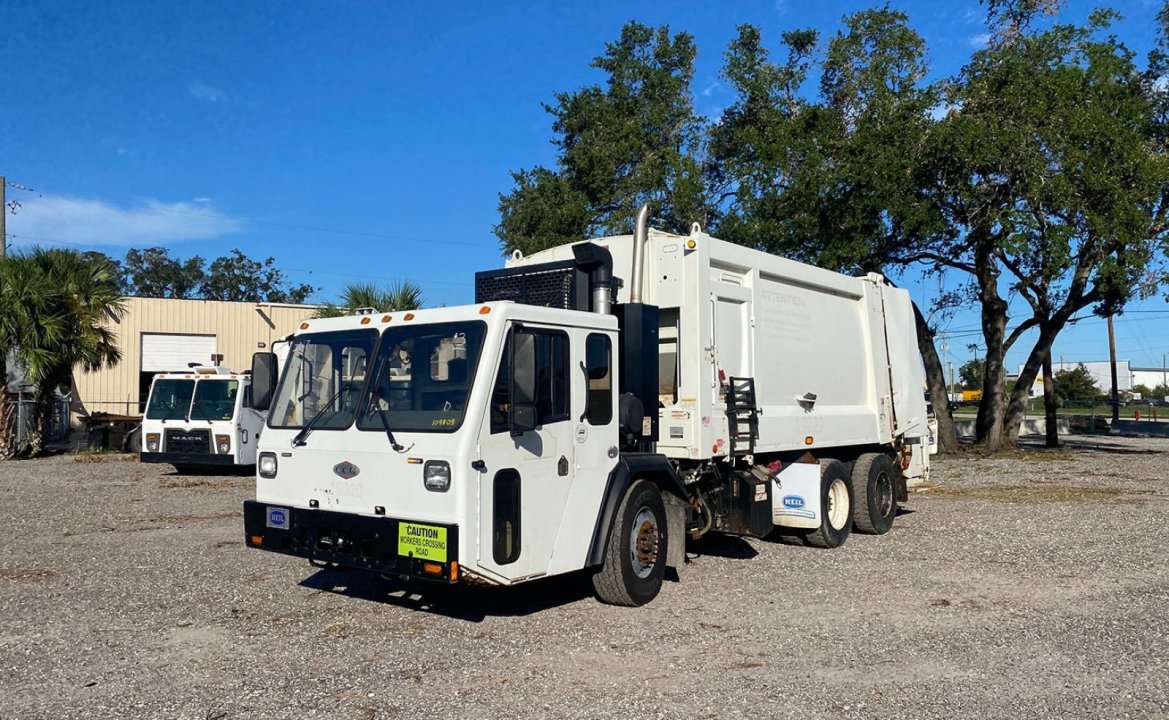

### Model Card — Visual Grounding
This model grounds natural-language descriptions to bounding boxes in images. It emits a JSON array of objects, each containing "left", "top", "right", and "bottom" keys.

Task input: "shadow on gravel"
[
  {"left": 1024, "top": 437, "right": 1167, "bottom": 455},
  {"left": 686, "top": 534, "right": 758, "bottom": 560},
  {"left": 298, "top": 568, "right": 597, "bottom": 621}
]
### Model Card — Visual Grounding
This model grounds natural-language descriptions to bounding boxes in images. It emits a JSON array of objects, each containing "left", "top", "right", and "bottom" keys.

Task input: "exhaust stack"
[{"left": 630, "top": 204, "right": 650, "bottom": 304}]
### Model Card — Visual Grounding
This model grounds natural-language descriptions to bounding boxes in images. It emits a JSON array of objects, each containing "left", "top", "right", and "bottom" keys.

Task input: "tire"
[
  {"left": 852, "top": 453, "right": 897, "bottom": 535},
  {"left": 592, "top": 479, "right": 667, "bottom": 607},
  {"left": 804, "top": 459, "right": 853, "bottom": 549}
]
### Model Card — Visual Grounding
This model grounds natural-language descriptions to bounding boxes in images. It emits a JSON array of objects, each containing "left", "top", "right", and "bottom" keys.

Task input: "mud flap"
[
  {"left": 662, "top": 492, "right": 687, "bottom": 568},
  {"left": 771, "top": 461, "right": 822, "bottom": 530}
]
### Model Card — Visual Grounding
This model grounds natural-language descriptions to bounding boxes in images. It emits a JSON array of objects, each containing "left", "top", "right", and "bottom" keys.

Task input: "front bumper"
[
  {"left": 141, "top": 451, "right": 238, "bottom": 467},
  {"left": 243, "top": 501, "right": 459, "bottom": 583}
]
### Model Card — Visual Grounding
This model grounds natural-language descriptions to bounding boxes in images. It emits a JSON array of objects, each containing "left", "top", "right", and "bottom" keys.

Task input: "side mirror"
[
  {"left": 251, "top": 352, "right": 278, "bottom": 412},
  {"left": 509, "top": 403, "right": 537, "bottom": 435},
  {"left": 508, "top": 329, "right": 537, "bottom": 436}
]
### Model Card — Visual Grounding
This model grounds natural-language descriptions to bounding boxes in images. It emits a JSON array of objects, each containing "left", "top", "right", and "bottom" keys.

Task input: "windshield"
[
  {"left": 357, "top": 321, "right": 487, "bottom": 433},
  {"left": 269, "top": 329, "right": 377, "bottom": 430},
  {"left": 190, "top": 380, "right": 240, "bottom": 421},
  {"left": 145, "top": 379, "right": 195, "bottom": 420}
]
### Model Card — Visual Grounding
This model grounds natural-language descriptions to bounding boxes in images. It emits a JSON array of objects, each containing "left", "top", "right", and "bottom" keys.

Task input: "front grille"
[
  {"left": 165, "top": 428, "right": 211, "bottom": 454},
  {"left": 475, "top": 260, "right": 588, "bottom": 311}
]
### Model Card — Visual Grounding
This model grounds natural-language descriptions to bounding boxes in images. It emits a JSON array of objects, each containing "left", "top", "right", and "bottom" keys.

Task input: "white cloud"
[
  {"left": 188, "top": 81, "right": 227, "bottom": 103},
  {"left": 968, "top": 33, "right": 991, "bottom": 48},
  {"left": 6, "top": 196, "right": 243, "bottom": 247},
  {"left": 774, "top": 0, "right": 788, "bottom": 15},
  {"left": 962, "top": 8, "right": 982, "bottom": 24},
  {"left": 701, "top": 81, "right": 721, "bottom": 98}
]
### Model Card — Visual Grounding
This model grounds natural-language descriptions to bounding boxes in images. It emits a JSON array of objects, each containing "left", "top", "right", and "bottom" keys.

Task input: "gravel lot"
[{"left": 1, "top": 437, "right": 1167, "bottom": 720}]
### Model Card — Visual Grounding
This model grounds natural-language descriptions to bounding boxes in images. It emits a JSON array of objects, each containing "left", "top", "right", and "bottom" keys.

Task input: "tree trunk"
[
  {"left": 0, "top": 355, "right": 17, "bottom": 460},
  {"left": 26, "top": 381, "right": 59, "bottom": 458},
  {"left": 975, "top": 286, "right": 1010, "bottom": 451},
  {"left": 1003, "top": 321, "right": 1062, "bottom": 443},
  {"left": 912, "top": 301, "right": 958, "bottom": 452}
]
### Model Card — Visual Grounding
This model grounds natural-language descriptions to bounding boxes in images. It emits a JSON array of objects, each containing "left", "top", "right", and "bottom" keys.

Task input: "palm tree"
[
  {"left": 314, "top": 280, "right": 424, "bottom": 318},
  {"left": 6, "top": 248, "right": 126, "bottom": 456}
]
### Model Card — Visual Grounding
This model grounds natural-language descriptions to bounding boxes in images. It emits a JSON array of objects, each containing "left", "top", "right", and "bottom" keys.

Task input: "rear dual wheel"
[
  {"left": 852, "top": 453, "right": 897, "bottom": 535},
  {"left": 804, "top": 459, "right": 853, "bottom": 548}
]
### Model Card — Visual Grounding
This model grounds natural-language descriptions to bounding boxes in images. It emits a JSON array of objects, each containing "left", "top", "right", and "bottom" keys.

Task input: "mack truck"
[
  {"left": 243, "top": 208, "right": 934, "bottom": 606},
  {"left": 141, "top": 366, "right": 267, "bottom": 471}
]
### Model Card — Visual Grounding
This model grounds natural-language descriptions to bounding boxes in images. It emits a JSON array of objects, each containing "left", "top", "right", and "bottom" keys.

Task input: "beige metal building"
[{"left": 73, "top": 298, "right": 317, "bottom": 416}]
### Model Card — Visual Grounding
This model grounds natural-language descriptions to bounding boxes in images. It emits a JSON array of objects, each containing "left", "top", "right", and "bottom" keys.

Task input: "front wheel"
[
  {"left": 592, "top": 479, "right": 667, "bottom": 607},
  {"left": 804, "top": 459, "right": 853, "bottom": 549}
]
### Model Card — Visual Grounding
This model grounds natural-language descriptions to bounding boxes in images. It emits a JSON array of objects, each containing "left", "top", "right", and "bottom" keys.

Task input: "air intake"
[{"left": 475, "top": 260, "right": 589, "bottom": 311}]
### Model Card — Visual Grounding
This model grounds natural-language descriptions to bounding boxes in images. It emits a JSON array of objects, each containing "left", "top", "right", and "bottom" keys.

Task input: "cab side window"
[
  {"left": 585, "top": 333, "right": 612, "bottom": 425},
  {"left": 490, "top": 329, "right": 570, "bottom": 434}
]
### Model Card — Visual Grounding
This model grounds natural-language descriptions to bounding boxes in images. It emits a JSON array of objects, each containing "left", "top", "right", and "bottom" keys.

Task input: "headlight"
[
  {"left": 145, "top": 433, "right": 159, "bottom": 452},
  {"left": 423, "top": 460, "right": 450, "bottom": 492},
  {"left": 258, "top": 452, "right": 278, "bottom": 478},
  {"left": 216, "top": 434, "right": 231, "bottom": 454}
]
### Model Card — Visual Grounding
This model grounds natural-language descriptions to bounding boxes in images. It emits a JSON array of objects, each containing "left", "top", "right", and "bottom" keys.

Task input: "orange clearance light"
[
  {"left": 300, "top": 322, "right": 310, "bottom": 330},
  {"left": 805, "top": 436, "right": 814, "bottom": 445},
  {"left": 422, "top": 562, "right": 443, "bottom": 575},
  {"left": 404, "top": 313, "right": 415, "bottom": 321},
  {"left": 250, "top": 534, "right": 263, "bottom": 546},
  {"left": 382, "top": 315, "right": 392, "bottom": 322},
  {"left": 360, "top": 317, "right": 371, "bottom": 325},
  {"left": 479, "top": 306, "right": 491, "bottom": 315},
  {"left": 450, "top": 561, "right": 459, "bottom": 581},
  {"left": 712, "top": 444, "right": 719, "bottom": 454},
  {"left": 686, "top": 239, "right": 697, "bottom": 249}
]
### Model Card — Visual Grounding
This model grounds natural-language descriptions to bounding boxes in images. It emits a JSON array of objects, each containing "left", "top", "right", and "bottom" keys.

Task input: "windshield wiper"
[
  {"left": 291, "top": 385, "right": 349, "bottom": 447},
  {"left": 370, "top": 388, "right": 406, "bottom": 452}
]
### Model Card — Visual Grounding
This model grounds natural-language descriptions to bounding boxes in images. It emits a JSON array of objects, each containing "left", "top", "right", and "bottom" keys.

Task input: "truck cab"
[
  {"left": 243, "top": 303, "right": 647, "bottom": 589},
  {"left": 141, "top": 367, "right": 265, "bottom": 471}
]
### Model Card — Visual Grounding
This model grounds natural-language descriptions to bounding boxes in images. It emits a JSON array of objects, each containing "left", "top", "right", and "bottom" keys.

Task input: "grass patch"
[
  {"left": 73, "top": 451, "right": 136, "bottom": 464},
  {"left": 930, "top": 483, "right": 1151, "bottom": 504},
  {"left": 0, "top": 568, "right": 56, "bottom": 582}
]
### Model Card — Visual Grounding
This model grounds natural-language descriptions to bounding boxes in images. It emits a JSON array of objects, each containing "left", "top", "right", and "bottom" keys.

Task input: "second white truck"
[
  {"left": 141, "top": 366, "right": 266, "bottom": 471},
  {"left": 243, "top": 208, "right": 934, "bottom": 605}
]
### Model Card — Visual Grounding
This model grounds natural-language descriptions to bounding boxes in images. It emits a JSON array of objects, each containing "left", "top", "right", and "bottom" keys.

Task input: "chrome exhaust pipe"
[{"left": 630, "top": 204, "right": 650, "bottom": 304}]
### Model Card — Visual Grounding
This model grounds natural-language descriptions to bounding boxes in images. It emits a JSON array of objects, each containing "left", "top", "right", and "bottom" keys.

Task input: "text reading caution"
[{"left": 397, "top": 522, "right": 447, "bottom": 562}]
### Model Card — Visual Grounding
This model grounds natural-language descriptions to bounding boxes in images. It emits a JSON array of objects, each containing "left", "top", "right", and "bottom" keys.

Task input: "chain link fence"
[{"left": 3, "top": 396, "right": 73, "bottom": 448}]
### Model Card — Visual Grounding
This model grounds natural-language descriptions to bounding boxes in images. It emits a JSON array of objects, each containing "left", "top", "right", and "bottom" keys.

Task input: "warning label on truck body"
[{"left": 397, "top": 522, "right": 448, "bottom": 562}]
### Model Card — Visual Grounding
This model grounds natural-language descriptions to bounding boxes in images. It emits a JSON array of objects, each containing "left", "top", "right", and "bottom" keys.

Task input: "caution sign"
[{"left": 397, "top": 522, "right": 448, "bottom": 562}]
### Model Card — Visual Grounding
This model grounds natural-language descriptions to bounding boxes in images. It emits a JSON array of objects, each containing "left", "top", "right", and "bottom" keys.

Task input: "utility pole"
[
  {"left": 1108, "top": 315, "right": 1119, "bottom": 424},
  {"left": 1, "top": 175, "right": 6, "bottom": 259}
]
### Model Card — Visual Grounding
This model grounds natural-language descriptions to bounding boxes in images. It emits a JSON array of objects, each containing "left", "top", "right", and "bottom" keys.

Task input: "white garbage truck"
[
  {"left": 141, "top": 366, "right": 267, "bottom": 471},
  {"left": 243, "top": 209, "right": 934, "bottom": 605}
]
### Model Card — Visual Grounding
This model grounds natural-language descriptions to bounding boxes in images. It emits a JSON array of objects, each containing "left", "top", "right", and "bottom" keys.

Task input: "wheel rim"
[
  {"left": 875, "top": 471, "right": 894, "bottom": 518},
  {"left": 827, "top": 478, "right": 850, "bottom": 530},
  {"left": 629, "top": 507, "right": 660, "bottom": 579}
]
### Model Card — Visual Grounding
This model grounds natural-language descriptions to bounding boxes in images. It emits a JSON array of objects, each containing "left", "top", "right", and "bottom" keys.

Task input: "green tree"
[
  {"left": 200, "top": 249, "right": 314, "bottom": 303},
  {"left": 711, "top": 11, "right": 961, "bottom": 451},
  {"left": 313, "top": 281, "right": 424, "bottom": 318},
  {"left": 1052, "top": 363, "right": 1103, "bottom": 406},
  {"left": 959, "top": 359, "right": 984, "bottom": 391},
  {"left": 4, "top": 248, "right": 126, "bottom": 456},
  {"left": 496, "top": 22, "right": 710, "bottom": 256},
  {"left": 920, "top": 7, "right": 1168, "bottom": 449},
  {"left": 120, "top": 247, "right": 206, "bottom": 298}
]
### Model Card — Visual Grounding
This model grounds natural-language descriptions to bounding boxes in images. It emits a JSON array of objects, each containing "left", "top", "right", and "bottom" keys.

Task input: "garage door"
[{"left": 141, "top": 333, "right": 218, "bottom": 372}]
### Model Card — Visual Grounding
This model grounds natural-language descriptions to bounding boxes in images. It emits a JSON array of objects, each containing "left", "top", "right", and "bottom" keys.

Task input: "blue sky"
[{"left": 2, "top": 0, "right": 1167, "bottom": 373}]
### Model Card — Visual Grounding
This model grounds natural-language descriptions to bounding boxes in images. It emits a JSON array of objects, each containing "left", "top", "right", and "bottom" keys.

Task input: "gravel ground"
[{"left": 1, "top": 437, "right": 1167, "bottom": 720}]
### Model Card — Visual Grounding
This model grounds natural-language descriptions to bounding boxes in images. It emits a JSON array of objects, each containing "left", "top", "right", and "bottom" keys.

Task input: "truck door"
[{"left": 477, "top": 324, "right": 576, "bottom": 581}]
